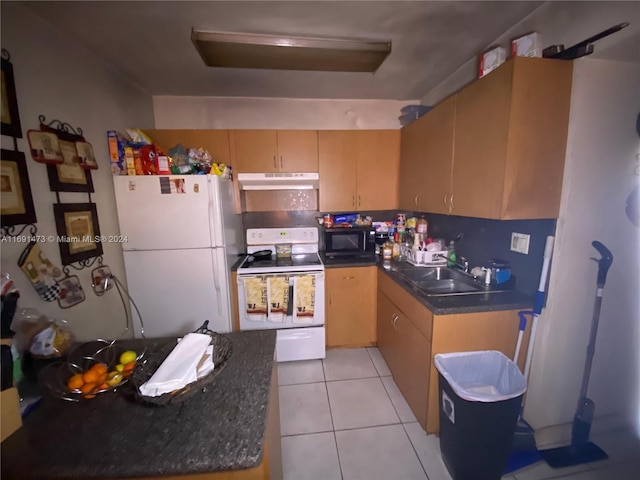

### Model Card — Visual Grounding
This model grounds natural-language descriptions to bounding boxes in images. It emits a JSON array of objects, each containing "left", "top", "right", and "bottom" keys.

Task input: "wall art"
[
  {"left": 53, "top": 202, "right": 103, "bottom": 265},
  {"left": 1, "top": 149, "right": 37, "bottom": 227},
  {"left": 1, "top": 50, "right": 22, "bottom": 139}
]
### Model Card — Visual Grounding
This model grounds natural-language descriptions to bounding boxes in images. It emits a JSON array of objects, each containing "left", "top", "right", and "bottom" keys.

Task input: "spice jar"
[{"left": 382, "top": 242, "right": 393, "bottom": 260}]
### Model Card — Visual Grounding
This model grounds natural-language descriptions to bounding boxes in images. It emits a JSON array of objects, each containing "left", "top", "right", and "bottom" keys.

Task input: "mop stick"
[{"left": 524, "top": 236, "right": 554, "bottom": 379}]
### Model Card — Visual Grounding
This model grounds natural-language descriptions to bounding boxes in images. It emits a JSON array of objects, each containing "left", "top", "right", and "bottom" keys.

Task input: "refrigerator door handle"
[
  {"left": 212, "top": 250, "right": 222, "bottom": 318},
  {"left": 208, "top": 176, "right": 225, "bottom": 248}
]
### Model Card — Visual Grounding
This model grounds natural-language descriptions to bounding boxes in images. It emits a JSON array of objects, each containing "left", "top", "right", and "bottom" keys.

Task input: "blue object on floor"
[{"left": 504, "top": 448, "right": 543, "bottom": 474}]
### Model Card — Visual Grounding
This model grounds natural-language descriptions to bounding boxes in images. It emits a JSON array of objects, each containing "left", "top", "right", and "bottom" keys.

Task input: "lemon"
[
  {"left": 107, "top": 372, "right": 123, "bottom": 387},
  {"left": 115, "top": 363, "right": 125, "bottom": 373},
  {"left": 119, "top": 350, "right": 137, "bottom": 365}
]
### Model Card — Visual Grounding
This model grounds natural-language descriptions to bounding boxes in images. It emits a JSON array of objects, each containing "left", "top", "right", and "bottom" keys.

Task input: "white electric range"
[{"left": 236, "top": 227, "right": 325, "bottom": 362}]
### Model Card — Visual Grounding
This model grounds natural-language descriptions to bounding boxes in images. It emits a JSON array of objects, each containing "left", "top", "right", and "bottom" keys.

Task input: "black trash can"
[{"left": 434, "top": 351, "right": 526, "bottom": 480}]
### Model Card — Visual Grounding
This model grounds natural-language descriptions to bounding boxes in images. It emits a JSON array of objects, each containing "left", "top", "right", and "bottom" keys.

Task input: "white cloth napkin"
[{"left": 139, "top": 333, "right": 213, "bottom": 397}]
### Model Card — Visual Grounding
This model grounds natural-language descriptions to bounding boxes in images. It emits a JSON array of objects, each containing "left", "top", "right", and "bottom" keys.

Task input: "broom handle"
[{"left": 578, "top": 241, "right": 613, "bottom": 400}]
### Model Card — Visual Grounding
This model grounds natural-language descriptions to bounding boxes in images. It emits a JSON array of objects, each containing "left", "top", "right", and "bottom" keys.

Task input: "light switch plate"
[{"left": 511, "top": 232, "right": 530, "bottom": 254}]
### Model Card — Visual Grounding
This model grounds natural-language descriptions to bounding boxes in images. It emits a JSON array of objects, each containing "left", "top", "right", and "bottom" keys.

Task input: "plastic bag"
[
  {"left": 10, "top": 308, "right": 75, "bottom": 358},
  {"left": 434, "top": 350, "right": 526, "bottom": 402}
]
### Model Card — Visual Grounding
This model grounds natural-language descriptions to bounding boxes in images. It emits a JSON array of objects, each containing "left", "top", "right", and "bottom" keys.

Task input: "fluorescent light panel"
[{"left": 191, "top": 30, "right": 391, "bottom": 72}]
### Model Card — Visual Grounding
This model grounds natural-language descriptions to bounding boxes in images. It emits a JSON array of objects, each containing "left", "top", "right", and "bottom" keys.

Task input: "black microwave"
[{"left": 324, "top": 227, "right": 375, "bottom": 257}]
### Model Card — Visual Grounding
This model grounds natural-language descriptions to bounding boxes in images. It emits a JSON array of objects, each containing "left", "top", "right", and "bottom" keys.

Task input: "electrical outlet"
[{"left": 511, "top": 232, "right": 530, "bottom": 254}]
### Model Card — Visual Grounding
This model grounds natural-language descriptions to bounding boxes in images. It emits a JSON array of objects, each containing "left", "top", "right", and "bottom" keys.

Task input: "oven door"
[{"left": 237, "top": 271, "right": 325, "bottom": 330}]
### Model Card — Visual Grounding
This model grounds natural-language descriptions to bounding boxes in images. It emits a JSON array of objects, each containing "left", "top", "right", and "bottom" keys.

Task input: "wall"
[
  {"left": 0, "top": 3, "right": 154, "bottom": 341},
  {"left": 524, "top": 59, "right": 640, "bottom": 441},
  {"left": 153, "top": 96, "right": 414, "bottom": 130}
]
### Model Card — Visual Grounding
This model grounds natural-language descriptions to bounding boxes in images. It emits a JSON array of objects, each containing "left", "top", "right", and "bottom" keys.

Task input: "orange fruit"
[
  {"left": 80, "top": 382, "right": 97, "bottom": 394},
  {"left": 122, "top": 361, "right": 136, "bottom": 378},
  {"left": 67, "top": 373, "right": 84, "bottom": 391},
  {"left": 83, "top": 394, "right": 96, "bottom": 399},
  {"left": 82, "top": 370, "right": 99, "bottom": 384},
  {"left": 98, "top": 382, "right": 109, "bottom": 391},
  {"left": 91, "top": 363, "right": 108, "bottom": 375}
]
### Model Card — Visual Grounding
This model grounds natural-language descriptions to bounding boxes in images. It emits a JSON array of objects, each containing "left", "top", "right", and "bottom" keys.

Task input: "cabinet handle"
[
  {"left": 342, "top": 276, "right": 356, "bottom": 280},
  {"left": 414, "top": 194, "right": 419, "bottom": 207},
  {"left": 273, "top": 155, "right": 277, "bottom": 169},
  {"left": 450, "top": 193, "right": 455, "bottom": 210},
  {"left": 358, "top": 195, "right": 361, "bottom": 207},
  {"left": 443, "top": 194, "right": 448, "bottom": 207},
  {"left": 328, "top": 294, "right": 331, "bottom": 306},
  {"left": 352, "top": 195, "right": 356, "bottom": 208},
  {"left": 280, "top": 156, "right": 283, "bottom": 169},
  {"left": 391, "top": 313, "right": 399, "bottom": 331}
]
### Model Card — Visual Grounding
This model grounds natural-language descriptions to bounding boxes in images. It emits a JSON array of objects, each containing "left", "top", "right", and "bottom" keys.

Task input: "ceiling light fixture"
[{"left": 191, "top": 30, "right": 391, "bottom": 73}]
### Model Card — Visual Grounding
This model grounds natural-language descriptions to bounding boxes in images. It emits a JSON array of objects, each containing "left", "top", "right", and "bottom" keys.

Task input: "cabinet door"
[
  {"left": 326, "top": 267, "right": 376, "bottom": 348},
  {"left": 276, "top": 130, "right": 318, "bottom": 172},
  {"left": 357, "top": 130, "right": 400, "bottom": 210},
  {"left": 233, "top": 130, "right": 279, "bottom": 173},
  {"left": 398, "top": 115, "right": 428, "bottom": 211},
  {"left": 452, "top": 62, "right": 512, "bottom": 218},
  {"left": 318, "top": 131, "right": 358, "bottom": 211},
  {"left": 376, "top": 291, "right": 402, "bottom": 374},
  {"left": 421, "top": 96, "right": 456, "bottom": 215}
]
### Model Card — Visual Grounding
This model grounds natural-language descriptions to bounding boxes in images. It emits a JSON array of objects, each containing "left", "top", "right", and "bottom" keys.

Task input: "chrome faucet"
[{"left": 434, "top": 254, "right": 470, "bottom": 273}]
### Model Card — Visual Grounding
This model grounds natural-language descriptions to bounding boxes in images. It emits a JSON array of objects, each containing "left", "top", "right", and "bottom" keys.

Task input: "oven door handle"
[{"left": 286, "top": 277, "right": 294, "bottom": 316}]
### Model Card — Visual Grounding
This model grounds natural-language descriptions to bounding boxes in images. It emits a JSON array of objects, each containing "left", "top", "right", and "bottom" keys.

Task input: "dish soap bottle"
[
  {"left": 447, "top": 240, "right": 456, "bottom": 268},
  {"left": 416, "top": 215, "right": 428, "bottom": 235}
]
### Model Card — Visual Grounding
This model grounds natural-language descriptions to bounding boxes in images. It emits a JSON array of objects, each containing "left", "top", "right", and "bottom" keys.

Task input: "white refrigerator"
[{"left": 113, "top": 175, "right": 243, "bottom": 337}]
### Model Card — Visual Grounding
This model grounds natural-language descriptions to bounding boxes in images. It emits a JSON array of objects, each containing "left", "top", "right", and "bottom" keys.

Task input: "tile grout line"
[{"left": 401, "top": 422, "right": 432, "bottom": 480}]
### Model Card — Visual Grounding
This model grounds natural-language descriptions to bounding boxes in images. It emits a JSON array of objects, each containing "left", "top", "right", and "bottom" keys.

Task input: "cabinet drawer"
[{"left": 378, "top": 270, "right": 432, "bottom": 340}]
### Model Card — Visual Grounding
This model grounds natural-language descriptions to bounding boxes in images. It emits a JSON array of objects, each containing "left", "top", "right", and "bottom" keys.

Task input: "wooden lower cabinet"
[
  {"left": 377, "top": 270, "right": 529, "bottom": 433},
  {"left": 326, "top": 266, "right": 377, "bottom": 348}
]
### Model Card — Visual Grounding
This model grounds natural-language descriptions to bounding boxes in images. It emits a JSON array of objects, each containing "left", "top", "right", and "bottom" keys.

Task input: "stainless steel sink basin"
[{"left": 396, "top": 266, "right": 508, "bottom": 296}]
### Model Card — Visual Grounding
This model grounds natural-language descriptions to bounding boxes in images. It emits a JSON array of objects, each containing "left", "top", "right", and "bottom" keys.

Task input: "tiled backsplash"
[{"left": 241, "top": 210, "right": 556, "bottom": 296}]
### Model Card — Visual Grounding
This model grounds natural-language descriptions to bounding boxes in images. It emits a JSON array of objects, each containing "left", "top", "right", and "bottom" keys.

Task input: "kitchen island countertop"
[{"left": 1, "top": 330, "right": 278, "bottom": 480}]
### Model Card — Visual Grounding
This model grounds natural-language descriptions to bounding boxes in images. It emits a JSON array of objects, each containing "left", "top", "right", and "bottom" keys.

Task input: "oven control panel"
[{"left": 247, "top": 227, "right": 319, "bottom": 245}]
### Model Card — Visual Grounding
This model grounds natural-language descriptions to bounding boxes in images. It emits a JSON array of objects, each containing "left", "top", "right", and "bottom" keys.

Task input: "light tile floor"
[{"left": 278, "top": 347, "right": 640, "bottom": 480}]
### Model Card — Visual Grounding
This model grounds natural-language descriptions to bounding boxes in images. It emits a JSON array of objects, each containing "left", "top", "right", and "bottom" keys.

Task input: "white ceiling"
[{"left": 20, "top": 0, "right": 550, "bottom": 100}]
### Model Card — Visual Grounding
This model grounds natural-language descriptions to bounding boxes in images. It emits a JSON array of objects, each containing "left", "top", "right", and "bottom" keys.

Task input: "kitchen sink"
[{"left": 396, "top": 266, "right": 509, "bottom": 296}]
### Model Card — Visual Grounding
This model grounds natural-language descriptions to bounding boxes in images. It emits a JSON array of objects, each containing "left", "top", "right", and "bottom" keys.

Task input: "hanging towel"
[
  {"left": 243, "top": 276, "right": 267, "bottom": 322},
  {"left": 293, "top": 275, "right": 315, "bottom": 324},
  {"left": 267, "top": 276, "right": 289, "bottom": 323}
]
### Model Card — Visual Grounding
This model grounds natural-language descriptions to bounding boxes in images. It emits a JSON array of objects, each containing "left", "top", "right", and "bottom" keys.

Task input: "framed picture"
[
  {"left": 1, "top": 149, "right": 37, "bottom": 227},
  {"left": 27, "top": 130, "right": 63, "bottom": 164},
  {"left": 53, "top": 203, "right": 103, "bottom": 265},
  {"left": 42, "top": 124, "right": 94, "bottom": 192},
  {"left": 76, "top": 141, "right": 98, "bottom": 170},
  {"left": 1, "top": 55, "right": 22, "bottom": 138},
  {"left": 57, "top": 275, "right": 85, "bottom": 309}
]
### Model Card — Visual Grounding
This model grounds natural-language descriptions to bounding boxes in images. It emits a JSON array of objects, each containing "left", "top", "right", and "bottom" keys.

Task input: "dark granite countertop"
[
  {"left": 1, "top": 330, "right": 277, "bottom": 480},
  {"left": 377, "top": 260, "right": 534, "bottom": 315},
  {"left": 320, "top": 252, "right": 378, "bottom": 268}
]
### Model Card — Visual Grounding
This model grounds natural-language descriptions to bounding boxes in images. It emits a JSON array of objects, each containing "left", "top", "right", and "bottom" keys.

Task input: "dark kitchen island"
[{"left": 1, "top": 330, "right": 281, "bottom": 480}]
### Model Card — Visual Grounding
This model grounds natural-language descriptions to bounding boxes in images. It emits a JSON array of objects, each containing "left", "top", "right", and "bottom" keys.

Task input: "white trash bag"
[{"left": 434, "top": 350, "right": 526, "bottom": 403}]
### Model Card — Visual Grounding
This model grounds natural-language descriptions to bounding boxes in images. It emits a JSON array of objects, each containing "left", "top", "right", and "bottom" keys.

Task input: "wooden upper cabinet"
[
  {"left": 357, "top": 130, "right": 400, "bottom": 211},
  {"left": 145, "top": 130, "right": 231, "bottom": 166},
  {"left": 399, "top": 115, "right": 428, "bottom": 211},
  {"left": 232, "top": 130, "right": 318, "bottom": 173},
  {"left": 452, "top": 57, "right": 573, "bottom": 219},
  {"left": 319, "top": 130, "right": 399, "bottom": 212},
  {"left": 420, "top": 96, "right": 456, "bottom": 215},
  {"left": 319, "top": 131, "right": 358, "bottom": 211},
  {"left": 277, "top": 130, "right": 319, "bottom": 172}
]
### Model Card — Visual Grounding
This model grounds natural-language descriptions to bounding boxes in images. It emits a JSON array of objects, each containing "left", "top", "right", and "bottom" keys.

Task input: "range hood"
[{"left": 237, "top": 172, "right": 319, "bottom": 190}]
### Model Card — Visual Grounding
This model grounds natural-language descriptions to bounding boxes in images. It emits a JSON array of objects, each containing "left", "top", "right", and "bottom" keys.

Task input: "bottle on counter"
[
  {"left": 382, "top": 241, "right": 393, "bottom": 260},
  {"left": 447, "top": 240, "right": 456, "bottom": 268},
  {"left": 392, "top": 241, "right": 401, "bottom": 259},
  {"left": 416, "top": 215, "right": 428, "bottom": 235}
]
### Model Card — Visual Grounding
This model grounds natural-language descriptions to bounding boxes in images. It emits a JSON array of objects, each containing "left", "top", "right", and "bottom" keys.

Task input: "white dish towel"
[{"left": 139, "top": 333, "right": 213, "bottom": 397}]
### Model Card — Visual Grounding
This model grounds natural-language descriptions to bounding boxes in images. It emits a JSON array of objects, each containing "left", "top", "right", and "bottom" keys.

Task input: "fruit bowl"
[{"left": 39, "top": 343, "right": 142, "bottom": 402}]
